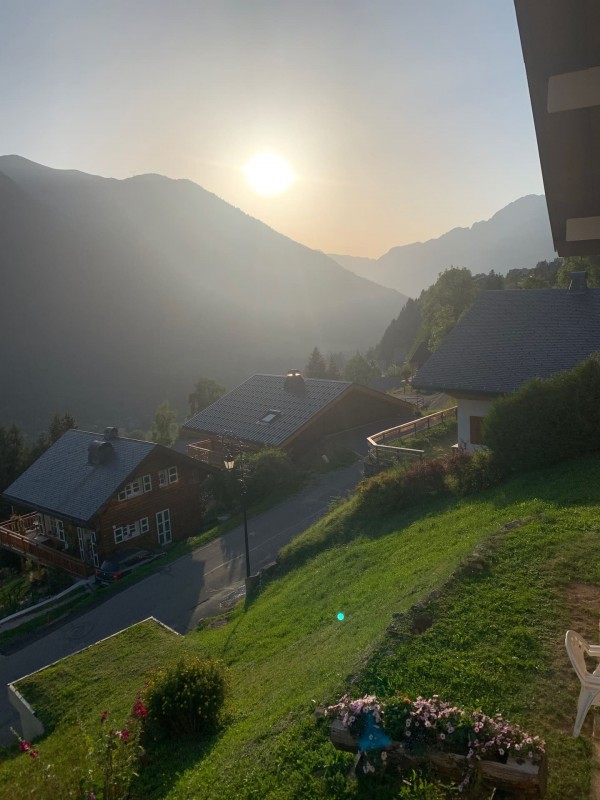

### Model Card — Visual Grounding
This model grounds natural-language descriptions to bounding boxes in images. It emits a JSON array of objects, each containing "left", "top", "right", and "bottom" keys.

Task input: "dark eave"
[{"left": 514, "top": 0, "right": 600, "bottom": 256}]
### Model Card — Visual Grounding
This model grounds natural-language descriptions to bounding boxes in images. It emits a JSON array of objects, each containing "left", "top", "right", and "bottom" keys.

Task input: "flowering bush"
[
  {"left": 326, "top": 692, "right": 545, "bottom": 792},
  {"left": 142, "top": 656, "right": 228, "bottom": 738}
]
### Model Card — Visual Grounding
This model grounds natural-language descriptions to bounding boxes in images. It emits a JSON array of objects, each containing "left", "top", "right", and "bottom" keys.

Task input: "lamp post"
[{"left": 223, "top": 449, "right": 251, "bottom": 579}]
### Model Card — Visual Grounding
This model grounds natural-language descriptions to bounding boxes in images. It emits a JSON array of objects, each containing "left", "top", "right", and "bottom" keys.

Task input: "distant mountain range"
[
  {"left": 330, "top": 195, "right": 556, "bottom": 297},
  {"left": 0, "top": 156, "right": 407, "bottom": 434}
]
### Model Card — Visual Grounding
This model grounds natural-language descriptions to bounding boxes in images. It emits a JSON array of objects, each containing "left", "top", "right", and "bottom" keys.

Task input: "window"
[
  {"left": 118, "top": 478, "right": 143, "bottom": 501},
  {"left": 143, "top": 474, "right": 152, "bottom": 492},
  {"left": 156, "top": 509, "right": 172, "bottom": 545},
  {"left": 258, "top": 409, "right": 281, "bottom": 424},
  {"left": 469, "top": 416, "right": 485, "bottom": 446},
  {"left": 77, "top": 527, "right": 99, "bottom": 567},
  {"left": 45, "top": 516, "right": 67, "bottom": 547},
  {"left": 159, "top": 466, "right": 178, "bottom": 487},
  {"left": 114, "top": 517, "right": 151, "bottom": 543}
]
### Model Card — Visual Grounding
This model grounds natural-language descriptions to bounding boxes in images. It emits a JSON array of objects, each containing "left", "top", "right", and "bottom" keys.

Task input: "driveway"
[{"left": 0, "top": 461, "right": 363, "bottom": 744}]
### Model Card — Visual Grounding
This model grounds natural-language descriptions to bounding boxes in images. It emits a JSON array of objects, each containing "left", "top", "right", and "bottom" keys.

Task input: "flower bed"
[{"left": 326, "top": 694, "right": 547, "bottom": 797}]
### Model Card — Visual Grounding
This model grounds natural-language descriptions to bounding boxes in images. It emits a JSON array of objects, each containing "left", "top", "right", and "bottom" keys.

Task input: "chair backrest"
[{"left": 566, "top": 630, "right": 590, "bottom": 681}]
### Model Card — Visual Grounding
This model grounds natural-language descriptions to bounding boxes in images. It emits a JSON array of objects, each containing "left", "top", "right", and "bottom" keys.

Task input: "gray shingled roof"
[
  {"left": 183, "top": 374, "right": 352, "bottom": 446},
  {"left": 413, "top": 288, "right": 600, "bottom": 395},
  {"left": 2, "top": 430, "right": 157, "bottom": 524}
]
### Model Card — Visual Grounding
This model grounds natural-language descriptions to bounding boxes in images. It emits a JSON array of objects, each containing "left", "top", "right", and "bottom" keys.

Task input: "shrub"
[
  {"left": 356, "top": 449, "right": 505, "bottom": 518},
  {"left": 402, "top": 458, "right": 448, "bottom": 500},
  {"left": 143, "top": 657, "right": 227, "bottom": 738},
  {"left": 355, "top": 463, "right": 410, "bottom": 515},
  {"left": 444, "top": 449, "right": 505, "bottom": 495},
  {"left": 244, "top": 448, "right": 299, "bottom": 505},
  {"left": 484, "top": 356, "right": 600, "bottom": 472}
]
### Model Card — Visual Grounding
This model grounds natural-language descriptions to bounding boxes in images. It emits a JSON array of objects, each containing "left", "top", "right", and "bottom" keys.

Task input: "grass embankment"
[{"left": 2, "top": 456, "right": 600, "bottom": 798}]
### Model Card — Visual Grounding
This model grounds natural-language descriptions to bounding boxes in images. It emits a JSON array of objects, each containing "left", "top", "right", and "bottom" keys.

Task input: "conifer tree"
[{"left": 305, "top": 347, "right": 327, "bottom": 378}]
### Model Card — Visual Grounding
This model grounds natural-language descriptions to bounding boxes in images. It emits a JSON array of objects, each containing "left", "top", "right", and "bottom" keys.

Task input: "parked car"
[{"left": 94, "top": 549, "right": 164, "bottom": 584}]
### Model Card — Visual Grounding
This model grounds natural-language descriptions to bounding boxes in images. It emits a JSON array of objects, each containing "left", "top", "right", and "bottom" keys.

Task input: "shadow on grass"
[{"left": 131, "top": 728, "right": 223, "bottom": 800}]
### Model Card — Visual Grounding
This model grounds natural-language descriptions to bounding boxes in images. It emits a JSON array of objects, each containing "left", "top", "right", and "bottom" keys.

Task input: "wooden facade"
[
  {"left": 95, "top": 451, "right": 205, "bottom": 561},
  {"left": 282, "top": 385, "right": 416, "bottom": 456}
]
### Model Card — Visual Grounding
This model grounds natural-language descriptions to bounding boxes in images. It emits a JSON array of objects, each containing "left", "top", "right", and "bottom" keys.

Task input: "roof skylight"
[{"left": 258, "top": 410, "right": 281, "bottom": 424}]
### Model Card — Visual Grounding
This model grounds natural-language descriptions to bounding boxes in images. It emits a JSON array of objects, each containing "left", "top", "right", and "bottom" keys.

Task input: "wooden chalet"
[
  {"left": 181, "top": 370, "right": 416, "bottom": 468},
  {"left": 1, "top": 428, "right": 215, "bottom": 577}
]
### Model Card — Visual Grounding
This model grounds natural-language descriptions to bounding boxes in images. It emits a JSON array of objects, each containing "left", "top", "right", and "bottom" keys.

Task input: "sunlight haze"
[{"left": 0, "top": 1, "right": 543, "bottom": 256}]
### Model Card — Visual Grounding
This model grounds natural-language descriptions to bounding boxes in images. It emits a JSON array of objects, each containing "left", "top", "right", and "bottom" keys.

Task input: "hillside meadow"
[{"left": 1, "top": 455, "right": 599, "bottom": 798}]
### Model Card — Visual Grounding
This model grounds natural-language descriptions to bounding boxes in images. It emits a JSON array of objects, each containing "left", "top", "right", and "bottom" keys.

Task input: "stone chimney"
[
  {"left": 568, "top": 271, "right": 588, "bottom": 293},
  {"left": 88, "top": 440, "right": 113, "bottom": 466}
]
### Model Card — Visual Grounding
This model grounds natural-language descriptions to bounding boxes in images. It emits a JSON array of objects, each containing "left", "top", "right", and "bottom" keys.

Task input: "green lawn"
[{"left": 2, "top": 456, "right": 600, "bottom": 798}]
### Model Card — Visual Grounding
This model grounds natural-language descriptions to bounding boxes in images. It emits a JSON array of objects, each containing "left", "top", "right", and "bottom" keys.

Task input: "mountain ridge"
[
  {"left": 0, "top": 156, "right": 406, "bottom": 434},
  {"left": 330, "top": 194, "right": 556, "bottom": 297}
]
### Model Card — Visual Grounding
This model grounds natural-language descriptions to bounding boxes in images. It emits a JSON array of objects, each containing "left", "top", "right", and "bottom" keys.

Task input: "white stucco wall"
[{"left": 456, "top": 397, "right": 493, "bottom": 452}]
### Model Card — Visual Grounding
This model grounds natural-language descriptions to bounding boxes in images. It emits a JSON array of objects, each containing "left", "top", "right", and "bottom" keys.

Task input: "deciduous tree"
[
  {"left": 188, "top": 378, "right": 226, "bottom": 416},
  {"left": 150, "top": 402, "right": 179, "bottom": 447},
  {"left": 343, "top": 352, "right": 380, "bottom": 386}
]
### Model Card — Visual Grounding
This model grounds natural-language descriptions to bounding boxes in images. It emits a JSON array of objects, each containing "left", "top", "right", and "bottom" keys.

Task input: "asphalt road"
[{"left": 0, "top": 461, "right": 363, "bottom": 745}]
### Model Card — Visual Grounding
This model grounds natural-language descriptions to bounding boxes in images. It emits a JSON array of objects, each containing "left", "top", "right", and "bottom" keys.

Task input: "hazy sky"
[{"left": 0, "top": 1, "right": 543, "bottom": 257}]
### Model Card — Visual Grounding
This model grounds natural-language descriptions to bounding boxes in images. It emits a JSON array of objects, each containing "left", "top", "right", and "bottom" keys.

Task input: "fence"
[{"left": 366, "top": 406, "right": 458, "bottom": 464}]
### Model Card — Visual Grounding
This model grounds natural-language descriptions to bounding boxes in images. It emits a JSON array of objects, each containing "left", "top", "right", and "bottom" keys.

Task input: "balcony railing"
[
  {"left": 186, "top": 440, "right": 233, "bottom": 469},
  {"left": 0, "top": 514, "right": 91, "bottom": 578}
]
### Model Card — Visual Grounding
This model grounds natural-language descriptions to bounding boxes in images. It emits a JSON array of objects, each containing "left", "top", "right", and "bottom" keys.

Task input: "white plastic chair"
[{"left": 565, "top": 630, "right": 600, "bottom": 736}]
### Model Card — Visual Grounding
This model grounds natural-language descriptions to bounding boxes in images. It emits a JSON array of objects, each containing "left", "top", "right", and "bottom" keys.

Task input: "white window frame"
[
  {"left": 77, "top": 527, "right": 99, "bottom": 567},
  {"left": 143, "top": 474, "right": 152, "bottom": 493},
  {"left": 159, "top": 466, "right": 178, "bottom": 487},
  {"left": 117, "top": 478, "right": 143, "bottom": 502},
  {"left": 44, "top": 515, "right": 67, "bottom": 547},
  {"left": 156, "top": 509, "right": 172, "bottom": 545},
  {"left": 113, "top": 517, "right": 151, "bottom": 544}
]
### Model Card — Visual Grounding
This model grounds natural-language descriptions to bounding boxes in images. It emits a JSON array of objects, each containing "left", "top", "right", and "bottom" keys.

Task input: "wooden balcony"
[{"left": 0, "top": 513, "right": 91, "bottom": 578}]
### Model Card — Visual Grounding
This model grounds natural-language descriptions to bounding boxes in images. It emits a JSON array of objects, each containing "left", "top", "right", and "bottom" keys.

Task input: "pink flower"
[
  {"left": 119, "top": 729, "right": 130, "bottom": 742},
  {"left": 18, "top": 741, "right": 31, "bottom": 752},
  {"left": 100, "top": 711, "right": 108, "bottom": 724},
  {"left": 133, "top": 698, "right": 147, "bottom": 718}
]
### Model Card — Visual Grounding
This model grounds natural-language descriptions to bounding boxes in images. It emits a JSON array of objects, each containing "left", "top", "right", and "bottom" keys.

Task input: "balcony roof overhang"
[{"left": 514, "top": 0, "right": 600, "bottom": 256}]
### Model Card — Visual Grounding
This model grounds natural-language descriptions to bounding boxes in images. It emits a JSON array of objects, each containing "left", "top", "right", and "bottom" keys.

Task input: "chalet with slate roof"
[
  {"left": 413, "top": 273, "right": 600, "bottom": 451},
  {"left": 182, "top": 370, "right": 416, "bottom": 467},
  {"left": 1, "top": 428, "right": 215, "bottom": 575}
]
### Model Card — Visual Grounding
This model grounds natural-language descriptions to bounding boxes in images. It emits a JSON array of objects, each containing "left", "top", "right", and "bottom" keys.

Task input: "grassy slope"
[{"left": 2, "top": 456, "right": 600, "bottom": 798}]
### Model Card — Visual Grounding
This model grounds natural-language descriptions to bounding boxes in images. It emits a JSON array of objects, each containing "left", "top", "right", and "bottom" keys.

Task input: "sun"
[{"left": 243, "top": 152, "right": 296, "bottom": 196}]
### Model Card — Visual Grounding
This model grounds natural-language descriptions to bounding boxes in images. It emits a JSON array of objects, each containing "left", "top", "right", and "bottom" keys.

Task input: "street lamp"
[{"left": 223, "top": 450, "right": 251, "bottom": 579}]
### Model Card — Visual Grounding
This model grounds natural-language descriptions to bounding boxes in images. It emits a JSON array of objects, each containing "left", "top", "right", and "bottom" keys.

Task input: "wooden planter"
[{"left": 330, "top": 718, "right": 547, "bottom": 798}]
